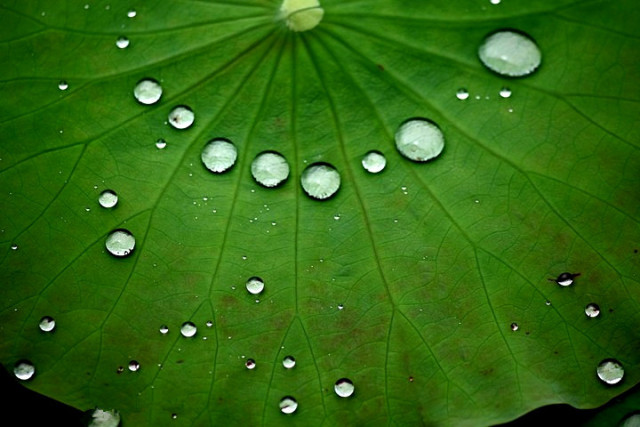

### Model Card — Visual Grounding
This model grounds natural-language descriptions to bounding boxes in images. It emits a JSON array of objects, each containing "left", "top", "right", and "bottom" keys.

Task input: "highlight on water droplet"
[
  {"left": 619, "top": 412, "right": 640, "bottom": 427},
  {"left": 180, "top": 321, "right": 197, "bottom": 338},
  {"left": 245, "top": 276, "right": 265, "bottom": 295},
  {"left": 127, "top": 9, "right": 136, "bottom": 18},
  {"left": 105, "top": 229, "right": 135, "bottom": 257},
  {"left": 300, "top": 162, "right": 341, "bottom": 200},
  {"left": 128, "top": 360, "right": 140, "bottom": 372},
  {"left": 156, "top": 139, "right": 167, "bottom": 149},
  {"left": 206, "top": 320, "right": 213, "bottom": 328},
  {"left": 133, "top": 78, "right": 162, "bottom": 105},
  {"left": 279, "top": 396, "right": 298, "bottom": 414},
  {"left": 245, "top": 359, "right": 256, "bottom": 370},
  {"left": 585, "top": 303, "right": 600, "bottom": 318},
  {"left": 201, "top": 138, "right": 237, "bottom": 173},
  {"left": 499, "top": 87, "right": 512, "bottom": 98},
  {"left": 88, "top": 408, "right": 121, "bottom": 427},
  {"left": 456, "top": 88, "right": 469, "bottom": 100},
  {"left": 549, "top": 272, "right": 580, "bottom": 287},
  {"left": 10, "top": 244, "right": 18, "bottom": 250},
  {"left": 334, "top": 378, "right": 355, "bottom": 398},
  {"left": 14, "top": 360, "right": 35, "bottom": 381},
  {"left": 116, "top": 36, "right": 130, "bottom": 49},
  {"left": 478, "top": 30, "right": 541, "bottom": 77},
  {"left": 98, "top": 189, "right": 118, "bottom": 208},
  {"left": 58, "top": 80, "right": 69, "bottom": 91},
  {"left": 395, "top": 118, "right": 445, "bottom": 162},
  {"left": 361, "top": 150, "right": 386, "bottom": 173},
  {"left": 251, "top": 151, "right": 290, "bottom": 187},
  {"left": 168, "top": 106, "right": 194, "bottom": 130},
  {"left": 39, "top": 316, "right": 56, "bottom": 332},
  {"left": 280, "top": 0, "right": 324, "bottom": 32},
  {"left": 510, "top": 322, "right": 519, "bottom": 331},
  {"left": 596, "top": 359, "right": 624, "bottom": 385},
  {"left": 159, "top": 325, "right": 169, "bottom": 335},
  {"left": 282, "top": 356, "right": 296, "bottom": 369}
]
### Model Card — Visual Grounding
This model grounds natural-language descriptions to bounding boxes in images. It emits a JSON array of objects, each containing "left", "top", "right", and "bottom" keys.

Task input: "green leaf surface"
[{"left": 1, "top": 0, "right": 639, "bottom": 425}]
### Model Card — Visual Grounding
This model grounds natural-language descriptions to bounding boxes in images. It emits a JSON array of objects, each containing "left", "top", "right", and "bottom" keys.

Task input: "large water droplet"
[
  {"left": 585, "top": 303, "right": 600, "bottom": 318},
  {"left": 620, "top": 412, "right": 640, "bottom": 427},
  {"left": 180, "top": 321, "right": 197, "bottom": 337},
  {"left": 279, "top": 396, "right": 298, "bottom": 414},
  {"left": 301, "top": 163, "right": 341, "bottom": 200},
  {"left": 597, "top": 359, "right": 624, "bottom": 385},
  {"left": 98, "top": 189, "right": 118, "bottom": 208},
  {"left": 395, "top": 118, "right": 445, "bottom": 162},
  {"left": 128, "top": 360, "right": 140, "bottom": 372},
  {"left": 282, "top": 356, "right": 296, "bottom": 369},
  {"left": 105, "top": 229, "right": 135, "bottom": 257},
  {"left": 116, "top": 36, "right": 130, "bottom": 49},
  {"left": 58, "top": 80, "right": 69, "bottom": 91},
  {"left": 478, "top": 30, "right": 541, "bottom": 77},
  {"left": 245, "top": 359, "right": 256, "bottom": 370},
  {"left": 133, "top": 78, "right": 162, "bottom": 105},
  {"left": 39, "top": 316, "right": 56, "bottom": 332},
  {"left": 245, "top": 276, "right": 264, "bottom": 295},
  {"left": 88, "top": 408, "right": 121, "bottom": 427},
  {"left": 456, "top": 88, "right": 469, "bottom": 100},
  {"left": 280, "top": 0, "right": 324, "bottom": 32},
  {"left": 361, "top": 150, "right": 386, "bottom": 173},
  {"left": 168, "top": 106, "right": 194, "bottom": 130},
  {"left": 201, "top": 139, "right": 237, "bottom": 173},
  {"left": 14, "top": 360, "right": 35, "bottom": 381},
  {"left": 251, "top": 151, "right": 290, "bottom": 187},
  {"left": 334, "top": 378, "right": 355, "bottom": 397}
]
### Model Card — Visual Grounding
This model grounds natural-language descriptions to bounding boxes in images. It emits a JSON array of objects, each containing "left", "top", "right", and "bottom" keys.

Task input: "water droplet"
[
  {"left": 133, "top": 78, "right": 162, "bottom": 105},
  {"left": 39, "top": 316, "right": 56, "bottom": 332},
  {"left": 597, "top": 359, "right": 624, "bottom": 385},
  {"left": 279, "top": 396, "right": 298, "bottom": 414},
  {"left": 159, "top": 325, "right": 169, "bottom": 334},
  {"left": 116, "top": 36, "right": 130, "bottom": 49},
  {"left": 58, "top": 80, "right": 69, "bottom": 91},
  {"left": 395, "top": 118, "right": 445, "bottom": 162},
  {"left": 490, "top": 0, "right": 501, "bottom": 4},
  {"left": 89, "top": 408, "right": 120, "bottom": 426},
  {"left": 456, "top": 88, "right": 469, "bottom": 100},
  {"left": 201, "top": 139, "right": 237, "bottom": 173},
  {"left": 251, "top": 151, "right": 290, "bottom": 187},
  {"left": 478, "top": 30, "right": 541, "bottom": 77},
  {"left": 334, "top": 378, "right": 355, "bottom": 397},
  {"left": 545, "top": 300, "right": 551, "bottom": 306},
  {"left": 127, "top": 9, "right": 136, "bottom": 17},
  {"left": 361, "top": 150, "right": 386, "bottom": 173},
  {"left": 245, "top": 359, "right": 256, "bottom": 370},
  {"left": 105, "top": 229, "right": 135, "bottom": 257},
  {"left": 282, "top": 356, "right": 296, "bottom": 369},
  {"left": 333, "top": 214, "right": 340, "bottom": 221},
  {"left": 585, "top": 303, "right": 600, "bottom": 318},
  {"left": 301, "top": 163, "right": 341, "bottom": 200},
  {"left": 84, "top": 4, "right": 89, "bottom": 10},
  {"left": 510, "top": 322, "right": 519, "bottom": 331},
  {"left": 168, "top": 106, "right": 194, "bottom": 130},
  {"left": 10, "top": 244, "right": 18, "bottom": 250},
  {"left": 98, "top": 189, "right": 118, "bottom": 208},
  {"left": 499, "top": 87, "right": 512, "bottom": 98},
  {"left": 280, "top": 0, "right": 323, "bottom": 32},
  {"left": 14, "top": 360, "right": 35, "bottom": 381},
  {"left": 128, "top": 360, "right": 140, "bottom": 372},
  {"left": 155, "top": 139, "right": 167, "bottom": 149},
  {"left": 180, "top": 321, "right": 197, "bottom": 338},
  {"left": 337, "top": 304, "right": 344, "bottom": 310},
  {"left": 206, "top": 320, "right": 213, "bottom": 328},
  {"left": 620, "top": 412, "right": 640, "bottom": 427},
  {"left": 246, "top": 277, "right": 264, "bottom": 295},
  {"left": 550, "top": 272, "right": 580, "bottom": 287}
]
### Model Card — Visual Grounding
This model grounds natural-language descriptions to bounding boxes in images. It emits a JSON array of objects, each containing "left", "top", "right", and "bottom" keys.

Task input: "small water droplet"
[
  {"left": 301, "top": 163, "right": 341, "bottom": 200},
  {"left": 334, "top": 378, "right": 355, "bottom": 397},
  {"left": 58, "top": 80, "right": 69, "bottom": 91},
  {"left": 490, "top": 0, "right": 501, "bottom": 4},
  {"left": 283, "top": 356, "right": 296, "bottom": 369},
  {"left": 597, "top": 359, "right": 624, "bottom": 385},
  {"left": 478, "top": 30, "right": 541, "bottom": 77},
  {"left": 245, "top": 276, "right": 265, "bottom": 295},
  {"left": 172, "top": 413, "right": 177, "bottom": 419},
  {"left": 550, "top": 272, "right": 580, "bottom": 287},
  {"left": 206, "top": 320, "right": 213, "bottom": 328},
  {"left": 251, "top": 151, "right": 290, "bottom": 187},
  {"left": 180, "top": 321, "right": 197, "bottom": 338},
  {"left": 456, "top": 88, "right": 469, "bottom": 100},
  {"left": 133, "top": 78, "right": 162, "bottom": 105},
  {"left": 279, "top": 396, "right": 298, "bottom": 414},
  {"left": 545, "top": 300, "right": 551, "bottom": 306},
  {"left": 395, "top": 118, "right": 445, "bottom": 162},
  {"left": 201, "top": 139, "right": 237, "bottom": 173},
  {"left": 159, "top": 325, "right": 169, "bottom": 334},
  {"left": 98, "top": 189, "right": 118, "bottom": 208},
  {"left": 361, "top": 150, "right": 387, "bottom": 173},
  {"left": 337, "top": 304, "right": 344, "bottom": 310},
  {"left": 168, "top": 106, "right": 194, "bottom": 129},
  {"left": 116, "top": 36, "right": 130, "bottom": 49},
  {"left": 156, "top": 139, "right": 167, "bottom": 149},
  {"left": 84, "top": 4, "right": 89, "bottom": 10},
  {"left": 510, "top": 322, "right": 519, "bottom": 331},
  {"left": 499, "top": 87, "right": 512, "bottom": 98},
  {"left": 128, "top": 360, "right": 140, "bottom": 372},
  {"left": 585, "top": 303, "right": 600, "bottom": 318},
  {"left": 245, "top": 359, "right": 256, "bottom": 370},
  {"left": 14, "top": 360, "right": 35, "bottom": 381},
  {"left": 116, "top": 366, "right": 124, "bottom": 373},
  {"left": 10, "top": 244, "right": 18, "bottom": 250},
  {"left": 39, "top": 316, "right": 56, "bottom": 332},
  {"left": 333, "top": 214, "right": 341, "bottom": 221},
  {"left": 105, "top": 229, "right": 135, "bottom": 257},
  {"left": 127, "top": 9, "right": 136, "bottom": 17},
  {"left": 89, "top": 408, "right": 121, "bottom": 426}
]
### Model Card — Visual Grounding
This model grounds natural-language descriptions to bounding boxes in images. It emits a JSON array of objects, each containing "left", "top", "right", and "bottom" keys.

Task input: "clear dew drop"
[
  {"left": 156, "top": 139, "right": 167, "bottom": 149},
  {"left": 478, "top": 30, "right": 541, "bottom": 77},
  {"left": 361, "top": 150, "right": 386, "bottom": 173},
  {"left": 11, "top": 244, "right": 18, "bottom": 250},
  {"left": 337, "top": 304, "right": 344, "bottom": 310},
  {"left": 245, "top": 359, "right": 256, "bottom": 370},
  {"left": 490, "top": 0, "right": 501, "bottom": 4},
  {"left": 279, "top": 396, "right": 298, "bottom": 414},
  {"left": 98, "top": 189, "right": 118, "bottom": 208},
  {"left": 58, "top": 80, "right": 69, "bottom": 91},
  {"left": 180, "top": 321, "right": 197, "bottom": 338},
  {"left": 39, "top": 316, "right": 56, "bottom": 332},
  {"left": 116, "top": 36, "right": 130, "bottom": 49},
  {"left": 395, "top": 118, "right": 445, "bottom": 162},
  {"left": 280, "top": 0, "right": 324, "bottom": 32},
  {"left": 499, "top": 87, "right": 512, "bottom": 98},
  {"left": 456, "top": 88, "right": 469, "bottom": 100},
  {"left": 128, "top": 360, "right": 140, "bottom": 372},
  {"left": 251, "top": 151, "right": 290, "bottom": 187},
  {"left": 551, "top": 272, "right": 579, "bottom": 287},
  {"left": 597, "top": 359, "right": 624, "bottom": 385},
  {"left": 201, "top": 139, "right": 237, "bottom": 173},
  {"left": 168, "top": 106, "right": 195, "bottom": 130},
  {"left": 334, "top": 378, "right": 355, "bottom": 398},
  {"left": 300, "top": 163, "right": 341, "bottom": 200},
  {"left": 206, "top": 320, "right": 213, "bottom": 328},
  {"left": 88, "top": 408, "right": 121, "bottom": 427},
  {"left": 14, "top": 360, "right": 35, "bottom": 381},
  {"left": 282, "top": 356, "right": 296, "bottom": 369},
  {"left": 246, "top": 276, "right": 265, "bottom": 295},
  {"left": 127, "top": 9, "right": 136, "bottom": 18},
  {"left": 133, "top": 78, "right": 162, "bottom": 105},
  {"left": 105, "top": 229, "right": 135, "bottom": 257},
  {"left": 620, "top": 412, "right": 640, "bottom": 427},
  {"left": 159, "top": 325, "right": 169, "bottom": 335},
  {"left": 585, "top": 303, "right": 600, "bottom": 318},
  {"left": 510, "top": 322, "right": 519, "bottom": 331}
]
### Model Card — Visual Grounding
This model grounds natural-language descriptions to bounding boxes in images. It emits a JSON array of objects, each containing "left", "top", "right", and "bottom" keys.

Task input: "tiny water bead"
[
  {"left": 245, "top": 359, "right": 256, "bottom": 370},
  {"left": 10, "top": 244, "right": 18, "bottom": 250},
  {"left": 133, "top": 78, "right": 162, "bottom": 105},
  {"left": 334, "top": 378, "right": 355, "bottom": 398},
  {"left": 585, "top": 303, "right": 601, "bottom": 318},
  {"left": 245, "top": 277, "right": 265, "bottom": 295},
  {"left": 128, "top": 360, "right": 140, "bottom": 372},
  {"left": 280, "top": 0, "right": 324, "bottom": 32},
  {"left": 279, "top": 396, "right": 298, "bottom": 414},
  {"left": 156, "top": 139, "right": 167, "bottom": 149},
  {"left": 361, "top": 150, "right": 386, "bottom": 173},
  {"left": 499, "top": 87, "right": 512, "bottom": 98},
  {"left": 597, "top": 359, "right": 624, "bottom": 385},
  {"left": 301, "top": 163, "right": 341, "bottom": 200},
  {"left": 282, "top": 356, "right": 296, "bottom": 369},
  {"left": 116, "top": 36, "right": 130, "bottom": 49},
  {"left": 201, "top": 139, "right": 237, "bottom": 173},
  {"left": 550, "top": 272, "right": 580, "bottom": 287},
  {"left": 58, "top": 80, "right": 69, "bottom": 91},
  {"left": 206, "top": 320, "right": 213, "bottom": 328},
  {"left": 510, "top": 322, "right": 519, "bottom": 331},
  {"left": 105, "top": 229, "right": 135, "bottom": 257},
  {"left": 14, "top": 360, "right": 35, "bottom": 381},
  {"left": 127, "top": 9, "right": 136, "bottom": 17},
  {"left": 455, "top": 88, "right": 469, "bottom": 100},
  {"left": 39, "top": 316, "right": 56, "bottom": 332},
  {"left": 251, "top": 151, "right": 290, "bottom": 187},
  {"left": 159, "top": 325, "right": 169, "bottom": 334},
  {"left": 180, "top": 321, "right": 197, "bottom": 337},
  {"left": 478, "top": 30, "right": 541, "bottom": 77},
  {"left": 395, "top": 118, "right": 445, "bottom": 162},
  {"left": 98, "top": 189, "right": 118, "bottom": 208},
  {"left": 168, "top": 106, "right": 194, "bottom": 129}
]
